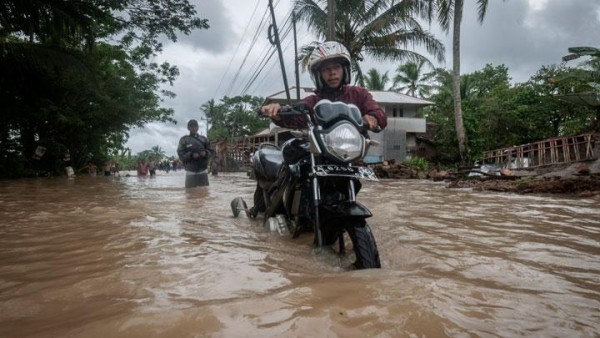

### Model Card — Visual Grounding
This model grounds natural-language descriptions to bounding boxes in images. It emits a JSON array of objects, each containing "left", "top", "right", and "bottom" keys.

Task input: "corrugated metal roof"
[
  {"left": 370, "top": 90, "right": 434, "bottom": 106},
  {"left": 266, "top": 86, "right": 433, "bottom": 106},
  {"left": 252, "top": 128, "right": 271, "bottom": 136},
  {"left": 266, "top": 87, "right": 314, "bottom": 102}
]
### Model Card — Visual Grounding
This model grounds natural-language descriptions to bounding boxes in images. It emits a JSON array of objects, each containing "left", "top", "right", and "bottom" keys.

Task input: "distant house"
[{"left": 262, "top": 86, "right": 434, "bottom": 162}]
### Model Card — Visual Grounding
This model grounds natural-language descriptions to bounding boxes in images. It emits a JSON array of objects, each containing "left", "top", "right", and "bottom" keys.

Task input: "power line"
[
  {"left": 232, "top": 30, "right": 277, "bottom": 94},
  {"left": 213, "top": 0, "right": 264, "bottom": 97},
  {"left": 238, "top": 8, "right": 295, "bottom": 95},
  {"left": 240, "top": 48, "right": 278, "bottom": 95},
  {"left": 246, "top": 21, "right": 295, "bottom": 95},
  {"left": 225, "top": 2, "right": 272, "bottom": 96}
]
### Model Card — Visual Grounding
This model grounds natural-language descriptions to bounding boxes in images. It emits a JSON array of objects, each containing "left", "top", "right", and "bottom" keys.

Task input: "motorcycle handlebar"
[
  {"left": 257, "top": 103, "right": 308, "bottom": 118},
  {"left": 369, "top": 124, "right": 382, "bottom": 133},
  {"left": 257, "top": 103, "right": 380, "bottom": 133}
]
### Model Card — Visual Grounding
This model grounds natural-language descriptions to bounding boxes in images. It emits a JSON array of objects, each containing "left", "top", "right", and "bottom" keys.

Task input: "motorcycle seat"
[{"left": 255, "top": 148, "right": 284, "bottom": 181}]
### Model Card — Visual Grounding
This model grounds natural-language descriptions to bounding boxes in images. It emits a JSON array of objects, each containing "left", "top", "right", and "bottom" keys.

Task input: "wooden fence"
[
  {"left": 481, "top": 133, "right": 597, "bottom": 169},
  {"left": 213, "top": 133, "right": 277, "bottom": 172}
]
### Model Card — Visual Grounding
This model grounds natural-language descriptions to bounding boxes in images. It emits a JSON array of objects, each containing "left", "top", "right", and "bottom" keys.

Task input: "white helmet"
[{"left": 308, "top": 41, "right": 351, "bottom": 90}]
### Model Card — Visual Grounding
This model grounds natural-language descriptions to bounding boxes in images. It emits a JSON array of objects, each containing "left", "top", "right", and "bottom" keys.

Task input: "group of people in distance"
[
  {"left": 87, "top": 161, "right": 120, "bottom": 177},
  {"left": 175, "top": 40, "right": 387, "bottom": 190}
]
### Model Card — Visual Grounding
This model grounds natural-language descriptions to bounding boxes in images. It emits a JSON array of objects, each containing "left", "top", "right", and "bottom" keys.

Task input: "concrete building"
[{"left": 264, "top": 86, "right": 434, "bottom": 162}]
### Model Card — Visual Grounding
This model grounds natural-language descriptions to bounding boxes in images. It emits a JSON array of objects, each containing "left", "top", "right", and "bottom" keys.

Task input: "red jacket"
[{"left": 273, "top": 85, "right": 387, "bottom": 131}]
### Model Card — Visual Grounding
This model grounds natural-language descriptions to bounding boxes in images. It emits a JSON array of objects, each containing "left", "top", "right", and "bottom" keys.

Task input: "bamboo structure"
[
  {"left": 213, "top": 132, "right": 277, "bottom": 172},
  {"left": 481, "top": 133, "right": 598, "bottom": 169}
]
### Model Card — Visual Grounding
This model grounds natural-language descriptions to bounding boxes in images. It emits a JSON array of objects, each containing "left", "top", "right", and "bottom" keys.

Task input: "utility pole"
[
  {"left": 327, "top": 0, "right": 336, "bottom": 41},
  {"left": 198, "top": 107, "right": 209, "bottom": 136},
  {"left": 200, "top": 117, "right": 209, "bottom": 136},
  {"left": 293, "top": 11, "right": 300, "bottom": 100},
  {"left": 268, "top": 0, "right": 290, "bottom": 103}
]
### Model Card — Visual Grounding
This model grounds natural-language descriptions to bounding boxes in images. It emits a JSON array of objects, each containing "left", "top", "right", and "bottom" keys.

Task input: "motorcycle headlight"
[{"left": 319, "top": 123, "right": 364, "bottom": 162}]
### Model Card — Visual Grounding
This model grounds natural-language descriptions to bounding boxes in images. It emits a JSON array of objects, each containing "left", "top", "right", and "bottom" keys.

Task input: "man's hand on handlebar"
[
  {"left": 260, "top": 103, "right": 282, "bottom": 119},
  {"left": 363, "top": 115, "right": 379, "bottom": 132}
]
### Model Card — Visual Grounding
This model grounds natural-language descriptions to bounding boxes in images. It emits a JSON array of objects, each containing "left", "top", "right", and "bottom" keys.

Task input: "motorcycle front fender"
[{"left": 322, "top": 200, "right": 372, "bottom": 219}]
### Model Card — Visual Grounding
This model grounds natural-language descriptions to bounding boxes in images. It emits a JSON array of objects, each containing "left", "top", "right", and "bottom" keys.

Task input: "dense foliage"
[
  {"left": 424, "top": 64, "right": 598, "bottom": 163},
  {"left": 201, "top": 95, "right": 269, "bottom": 141},
  {"left": 0, "top": 0, "right": 208, "bottom": 178}
]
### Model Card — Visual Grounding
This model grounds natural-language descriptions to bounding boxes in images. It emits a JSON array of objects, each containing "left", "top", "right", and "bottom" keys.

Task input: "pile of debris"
[
  {"left": 447, "top": 175, "right": 600, "bottom": 196},
  {"left": 371, "top": 159, "right": 600, "bottom": 196},
  {"left": 371, "top": 160, "right": 452, "bottom": 180}
]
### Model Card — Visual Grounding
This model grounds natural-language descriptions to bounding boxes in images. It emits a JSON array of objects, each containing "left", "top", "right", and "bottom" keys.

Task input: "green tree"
[
  {"left": 528, "top": 65, "right": 596, "bottom": 135},
  {"left": 200, "top": 98, "right": 224, "bottom": 139},
  {"left": 363, "top": 69, "right": 390, "bottom": 90},
  {"left": 0, "top": 0, "right": 209, "bottom": 178},
  {"left": 424, "top": 0, "right": 506, "bottom": 164},
  {"left": 426, "top": 64, "right": 595, "bottom": 163},
  {"left": 294, "top": 0, "right": 444, "bottom": 85},
  {"left": 392, "top": 60, "right": 433, "bottom": 97},
  {"left": 426, "top": 65, "right": 511, "bottom": 161},
  {"left": 150, "top": 146, "right": 166, "bottom": 160},
  {"left": 203, "top": 96, "right": 269, "bottom": 141},
  {"left": 137, "top": 146, "right": 165, "bottom": 162},
  {"left": 560, "top": 46, "right": 600, "bottom": 129}
]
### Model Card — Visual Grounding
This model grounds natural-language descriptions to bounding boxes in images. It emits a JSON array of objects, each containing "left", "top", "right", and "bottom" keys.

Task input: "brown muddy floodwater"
[{"left": 0, "top": 171, "right": 599, "bottom": 337}]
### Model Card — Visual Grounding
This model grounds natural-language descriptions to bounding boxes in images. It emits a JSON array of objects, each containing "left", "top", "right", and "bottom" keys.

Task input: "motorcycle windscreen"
[{"left": 313, "top": 100, "right": 363, "bottom": 128}]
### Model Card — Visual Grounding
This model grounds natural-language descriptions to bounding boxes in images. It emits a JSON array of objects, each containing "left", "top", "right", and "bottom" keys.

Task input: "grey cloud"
[
  {"left": 127, "top": 57, "right": 227, "bottom": 155},
  {"left": 173, "top": 0, "right": 235, "bottom": 53},
  {"left": 459, "top": 0, "right": 600, "bottom": 82},
  {"left": 127, "top": 123, "right": 182, "bottom": 156}
]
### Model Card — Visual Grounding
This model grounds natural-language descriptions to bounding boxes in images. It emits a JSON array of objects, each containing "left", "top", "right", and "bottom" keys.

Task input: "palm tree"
[
  {"left": 392, "top": 60, "right": 433, "bottom": 97},
  {"left": 561, "top": 46, "right": 600, "bottom": 92},
  {"left": 363, "top": 68, "right": 390, "bottom": 90},
  {"left": 137, "top": 146, "right": 165, "bottom": 162},
  {"left": 561, "top": 46, "right": 600, "bottom": 129},
  {"left": 429, "top": 67, "right": 477, "bottom": 112},
  {"left": 150, "top": 146, "right": 166, "bottom": 160},
  {"left": 200, "top": 98, "right": 220, "bottom": 138},
  {"left": 294, "top": 0, "right": 445, "bottom": 85},
  {"left": 562, "top": 46, "right": 600, "bottom": 62},
  {"left": 424, "top": 0, "right": 505, "bottom": 164}
]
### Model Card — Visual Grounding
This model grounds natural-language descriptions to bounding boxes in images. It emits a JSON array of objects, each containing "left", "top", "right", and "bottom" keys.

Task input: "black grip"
[{"left": 257, "top": 103, "right": 307, "bottom": 118}]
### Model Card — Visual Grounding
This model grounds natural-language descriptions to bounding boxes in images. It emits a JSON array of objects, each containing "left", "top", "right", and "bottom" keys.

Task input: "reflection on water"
[{"left": 0, "top": 172, "right": 598, "bottom": 337}]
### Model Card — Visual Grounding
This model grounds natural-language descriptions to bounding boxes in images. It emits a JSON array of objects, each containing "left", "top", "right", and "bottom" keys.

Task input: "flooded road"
[{"left": 0, "top": 171, "right": 599, "bottom": 337}]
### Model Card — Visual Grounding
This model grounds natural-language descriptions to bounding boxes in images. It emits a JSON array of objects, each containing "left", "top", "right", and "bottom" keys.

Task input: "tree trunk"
[{"left": 452, "top": 0, "right": 467, "bottom": 164}]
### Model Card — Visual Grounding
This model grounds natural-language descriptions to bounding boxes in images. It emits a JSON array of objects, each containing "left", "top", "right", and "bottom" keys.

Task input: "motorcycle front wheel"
[{"left": 344, "top": 221, "right": 381, "bottom": 269}]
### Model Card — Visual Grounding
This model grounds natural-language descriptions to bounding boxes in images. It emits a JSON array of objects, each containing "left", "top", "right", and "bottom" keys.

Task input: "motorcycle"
[{"left": 231, "top": 99, "right": 381, "bottom": 269}]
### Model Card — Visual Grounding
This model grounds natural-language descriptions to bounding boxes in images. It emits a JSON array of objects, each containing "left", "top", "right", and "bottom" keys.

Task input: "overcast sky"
[{"left": 125, "top": 0, "right": 600, "bottom": 157}]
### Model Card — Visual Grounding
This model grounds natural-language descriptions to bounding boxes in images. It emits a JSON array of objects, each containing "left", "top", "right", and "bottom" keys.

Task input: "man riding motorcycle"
[
  {"left": 261, "top": 41, "right": 387, "bottom": 131},
  {"left": 249, "top": 40, "right": 387, "bottom": 216}
]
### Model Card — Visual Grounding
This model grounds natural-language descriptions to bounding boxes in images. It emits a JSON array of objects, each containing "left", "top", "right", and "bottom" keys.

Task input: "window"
[{"left": 392, "top": 108, "right": 404, "bottom": 117}]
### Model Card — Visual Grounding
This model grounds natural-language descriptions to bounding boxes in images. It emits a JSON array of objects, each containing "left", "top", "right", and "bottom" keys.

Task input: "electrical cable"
[
  {"left": 213, "top": 0, "right": 262, "bottom": 98},
  {"left": 238, "top": 8, "right": 294, "bottom": 95},
  {"left": 225, "top": 2, "right": 272, "bottom": 95}
]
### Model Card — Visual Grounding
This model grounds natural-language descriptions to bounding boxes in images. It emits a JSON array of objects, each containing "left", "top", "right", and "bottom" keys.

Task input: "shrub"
[{"left": 403, "top": 156, "right": 429, "bottom": 171}]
